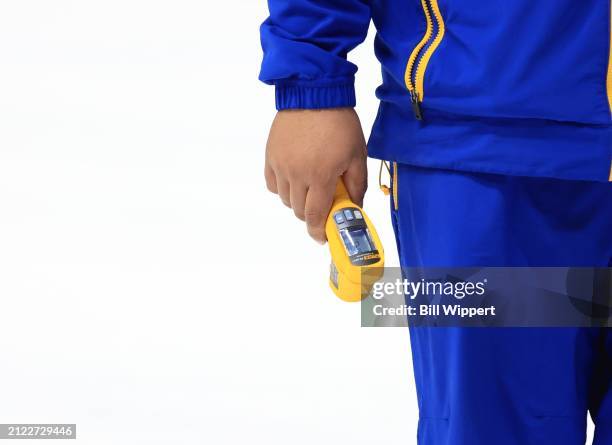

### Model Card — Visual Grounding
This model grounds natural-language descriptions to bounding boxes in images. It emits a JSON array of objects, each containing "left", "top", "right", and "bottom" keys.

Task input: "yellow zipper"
[
  {"left": 404, "top": 0, "right": 446, "bottom": 120},
  {"left": 608, "top": 1, "right": 612, "bottom": 181},
  {"left": 392, "top": 162, "right": 399, "bottom": 210}
]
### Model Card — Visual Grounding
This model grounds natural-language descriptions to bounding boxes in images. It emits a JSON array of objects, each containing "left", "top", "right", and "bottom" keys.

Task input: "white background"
[
  {"left": 0, "top": 2, "right": 597, "bottom": 444},
  {"left": 0, "top": 1, "right": 418, "bottom": 444}
]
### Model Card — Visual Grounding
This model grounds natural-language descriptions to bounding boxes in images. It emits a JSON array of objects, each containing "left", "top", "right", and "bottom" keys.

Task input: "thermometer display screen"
[{"left": 340, "top": 228, "right": 375, "bottom": 256}]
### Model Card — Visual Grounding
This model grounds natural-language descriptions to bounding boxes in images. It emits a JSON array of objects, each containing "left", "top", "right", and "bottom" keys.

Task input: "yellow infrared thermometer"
[{"left": 325, "top": 180, "right": 384, "bottom": 302}]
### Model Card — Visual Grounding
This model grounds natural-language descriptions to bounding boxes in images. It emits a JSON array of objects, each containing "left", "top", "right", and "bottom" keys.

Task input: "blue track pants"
[{"left": 390, "top": 164, "right": 612, "bottom": 445}]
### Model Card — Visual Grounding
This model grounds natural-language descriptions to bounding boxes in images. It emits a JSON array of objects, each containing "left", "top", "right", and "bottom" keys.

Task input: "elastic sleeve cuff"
[{"left": 275, "top": 80, "right": 356, "bottom": 110}]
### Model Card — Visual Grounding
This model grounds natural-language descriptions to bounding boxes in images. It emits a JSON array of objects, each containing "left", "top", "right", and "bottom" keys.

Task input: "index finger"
[{"left": 304, "top": 181, "right": 336, "bottom": 244}]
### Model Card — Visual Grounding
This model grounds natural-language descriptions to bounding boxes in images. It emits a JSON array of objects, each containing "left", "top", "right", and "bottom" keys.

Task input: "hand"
[{"left": 265, "top": 108, "right": 367, "bottom": 243}]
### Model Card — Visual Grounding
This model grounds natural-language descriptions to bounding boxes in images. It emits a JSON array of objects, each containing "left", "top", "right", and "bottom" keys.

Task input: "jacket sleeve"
[{"left": 259, "top": 0, "right": 371, "bottom": 110}]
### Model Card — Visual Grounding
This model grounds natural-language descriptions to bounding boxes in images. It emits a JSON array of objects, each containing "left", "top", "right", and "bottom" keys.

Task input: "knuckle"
[
  {"left": 304, "top": 209, "right": 325, "bottom": 224},
  {"left": 286, "top": 164, "right": 303, "bottom": 180},
  {"left": 293, "top": 209, "right": 305, "bottom": 221},
  {"left": 310, "top": 169, "right": 333, "bottom": 185},
  {"left": 303, "top": 162, "right": 330, "bottom": 180},
  {"left": 266, "top": 181, "right": 277, "bottom": 194}
]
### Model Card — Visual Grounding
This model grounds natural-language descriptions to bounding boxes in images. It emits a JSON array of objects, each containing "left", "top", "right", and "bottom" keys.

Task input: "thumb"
[{"left": 342, "top": 156, "right": 367, "bottom": 207}]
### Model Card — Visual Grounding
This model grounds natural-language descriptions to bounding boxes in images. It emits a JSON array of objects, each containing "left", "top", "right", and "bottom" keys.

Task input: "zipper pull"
[
  {"left": 378, "top": 160, "right": 391, "bottom": 195},
  {"left": 410, "top": 90, "right": 423, "bottom": 121}
]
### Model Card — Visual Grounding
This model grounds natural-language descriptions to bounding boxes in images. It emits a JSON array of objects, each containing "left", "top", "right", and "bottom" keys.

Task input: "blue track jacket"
[{"left": 259, "top": 0, "right": 612, "bottom": 182}]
